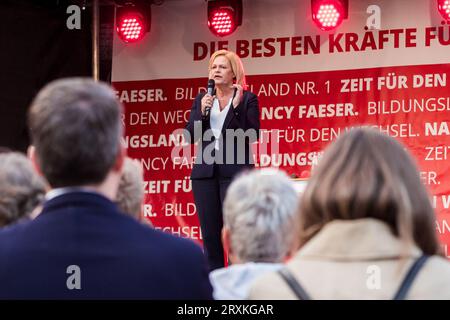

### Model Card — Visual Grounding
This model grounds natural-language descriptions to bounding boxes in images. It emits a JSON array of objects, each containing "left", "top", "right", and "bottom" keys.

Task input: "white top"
[
  {"left": 209, "top": 262, "right": 283, "bottom": 300},
  {"left": 210, "top": 97, "right": 232, "bottom": 150}
]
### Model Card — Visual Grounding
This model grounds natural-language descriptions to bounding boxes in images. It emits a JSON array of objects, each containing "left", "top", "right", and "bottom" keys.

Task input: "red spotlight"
[
  {"left": 207, "top": 0, "right": 243, "bottom": 37},
  {"left": 438, "top": 0, "right": 450, "bottom": 21},
  {"left": 311, "top": 0, "right": 348, "bottom": 31},
  {"left": 116, "top": 4, "right": 150, "bottom": 43}
]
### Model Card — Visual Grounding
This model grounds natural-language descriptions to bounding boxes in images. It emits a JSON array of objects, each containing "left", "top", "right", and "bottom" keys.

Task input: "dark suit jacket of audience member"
[
  {"left": 185, "top": 90, "right": 260, "bottom": 179},
  {"left": 0, "top": 191, "right": 213, "bottom": 299}
]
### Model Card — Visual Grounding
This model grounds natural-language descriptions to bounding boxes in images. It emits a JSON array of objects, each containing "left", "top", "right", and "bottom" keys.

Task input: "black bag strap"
[
  {"left": 278, "top": 254, "right": 428, "bottom": 300},
  {"left": 393, "top": 254, "right": 429, "bottom": 300},
  {"left": 277, "top": 268, "right": 311, "bottom": 300}
]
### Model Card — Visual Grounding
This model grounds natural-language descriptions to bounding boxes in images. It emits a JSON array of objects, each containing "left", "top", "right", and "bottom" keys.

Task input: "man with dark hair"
[{"left": 0, "top": 78, "right": 212, "bottom": 299}]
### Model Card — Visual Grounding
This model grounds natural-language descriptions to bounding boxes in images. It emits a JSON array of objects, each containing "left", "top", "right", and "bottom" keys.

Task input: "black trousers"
[{"left": 192, "top": 172, "right": 232, "bottom": 272}]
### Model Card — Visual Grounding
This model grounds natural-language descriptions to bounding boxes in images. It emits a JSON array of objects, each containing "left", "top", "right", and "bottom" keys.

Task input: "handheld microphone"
[
  {"left": 207, "top": 79, "right": 215, "bottom": 96},
  {"left": 204, "top": 79, "right": 215, "bottom": 117}
]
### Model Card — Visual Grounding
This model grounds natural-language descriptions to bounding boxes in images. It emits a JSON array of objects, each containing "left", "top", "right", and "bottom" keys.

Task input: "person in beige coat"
[{"left": 250, "top": 127, "right": 450, "bottom": 299}]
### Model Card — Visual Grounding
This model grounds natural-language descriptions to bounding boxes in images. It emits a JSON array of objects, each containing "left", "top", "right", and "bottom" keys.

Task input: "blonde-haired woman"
[
  {"left": 250, "top": 127, "right": 450, "bottom": 299},
  {"left": 185, "top": 50, "right": 260, "bottom": 271}
]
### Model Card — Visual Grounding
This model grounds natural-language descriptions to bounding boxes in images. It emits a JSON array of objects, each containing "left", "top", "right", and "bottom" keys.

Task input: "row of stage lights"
[{"left": 116, "top": 0, "right": 450, "bottom": 43}]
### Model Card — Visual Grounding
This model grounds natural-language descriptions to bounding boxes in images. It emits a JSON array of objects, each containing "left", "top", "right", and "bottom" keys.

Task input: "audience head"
[
  {"left": 223, "top": 168, "right": 299, "bottom": 264},
  {"left": 0, "top": 152, "right": 47, "bottom": 227},
  {"left": 116, "top": 157, "right": 144, "bottom": 220},
  {"left": 28, "top": 78, "right": 124, "bottom": 191},
  {"left": 299, "top": 127, "right": 440, "bottom": 255}
]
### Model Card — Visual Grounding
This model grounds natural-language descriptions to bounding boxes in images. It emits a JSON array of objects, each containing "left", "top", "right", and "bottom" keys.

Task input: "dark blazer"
[
  {"left": 0, "top": 191, "right": 213, "bottom": 299},
  {"left": 185, "top": 90, "right": 260, "bottom": 179}
]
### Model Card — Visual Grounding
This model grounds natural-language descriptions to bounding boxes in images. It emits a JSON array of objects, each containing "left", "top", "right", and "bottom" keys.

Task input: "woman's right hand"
[{"left": 201, "top": 94, "right": 214, "bottom": 115}]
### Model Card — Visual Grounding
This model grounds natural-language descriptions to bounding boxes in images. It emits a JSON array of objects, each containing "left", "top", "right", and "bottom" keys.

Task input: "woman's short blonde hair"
[
  {"left": 299, "top": 127, "right": 440, "bottom": 256},
  {"left": 208, "top": 50, "right": 247, "bottom": 88}
]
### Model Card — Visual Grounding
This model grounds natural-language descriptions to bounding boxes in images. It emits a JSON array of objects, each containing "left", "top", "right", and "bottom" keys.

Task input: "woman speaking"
[{"left": 185, "top": 50, "right": 260, "bottom": 271}]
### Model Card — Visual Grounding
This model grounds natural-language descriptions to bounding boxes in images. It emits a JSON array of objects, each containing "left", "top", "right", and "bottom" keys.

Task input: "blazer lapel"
[{"left": 221, "top": 91, "right": 247, "bottom": 134}]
